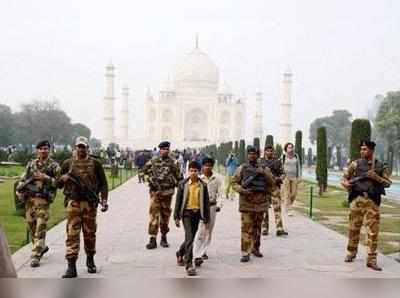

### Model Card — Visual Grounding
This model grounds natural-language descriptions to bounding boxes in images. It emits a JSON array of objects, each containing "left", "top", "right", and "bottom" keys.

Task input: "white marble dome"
[{"left": 175, "top": 47, "right": 219, "bottom": 87}]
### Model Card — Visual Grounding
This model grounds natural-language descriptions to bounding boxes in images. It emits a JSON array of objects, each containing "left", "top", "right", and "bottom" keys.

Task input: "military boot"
[
  {"left": 240, "top": 255, "right": 250, "bottom": 263},
  {"left": 86, "top": 255, "right": 97, "bottom": 274},
  {"left": 62, "top": 258, "right": 77, "bottom": 278},
  {"left": 160, "top": 235, "right": 169, "bottom": 248},
  {"left": 30, "top": 257, "right": 40, "bottom": 268},
  {"left": 276, "top": 230, "right": 288, "bottom": 237},
  {"left": 146, "top": 237, "right": 157, "bottom": 250},
  {"left": 39, "top": 246, "right": 49, "bottom": 258}
]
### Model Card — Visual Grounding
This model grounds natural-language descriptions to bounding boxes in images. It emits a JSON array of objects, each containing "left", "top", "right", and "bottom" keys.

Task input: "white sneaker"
[{"left": 288, "top": 211, "right": 294, "bottom": 217}]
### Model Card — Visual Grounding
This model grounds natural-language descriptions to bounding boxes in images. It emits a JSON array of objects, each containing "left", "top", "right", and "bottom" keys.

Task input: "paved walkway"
[{"left": 13, "top": 177, "right": 400, "bottom": 278}]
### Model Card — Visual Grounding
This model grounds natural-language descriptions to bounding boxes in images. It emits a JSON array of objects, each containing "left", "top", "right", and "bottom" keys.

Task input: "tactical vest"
[
  {"left": 151, "top": 157, "right": 178, "bottom": 190},
  {"left": 260, "top": 158, "right": 280, "bottom": 177},
  {"left": 22, "top": 159, "right": 57, "bottom": 202},
  {"left": 349, "top": 158, "right": 385, "bottom": 205},
  {"left": 71, "top": 158, "right": 97, "bottom": 189},
  {"left": 241, "top": 164, "right": 267, "bottom": 193}
]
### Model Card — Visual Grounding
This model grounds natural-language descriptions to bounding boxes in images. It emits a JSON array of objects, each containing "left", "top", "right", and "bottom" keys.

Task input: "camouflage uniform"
[
  {"left": 344, "top": 159, "right": 391, "bottom": 265},
  {"left": 232, "top": 162, "right": 277, "bottom": 256},
  {"left": 18, "top": 158, "right": 60, "bottom": 259},
  {"left": 58, "top": 156, "right": 108, "bottom": 260},
  {"left": 143, "top": 155, "right": 182, "bottom": 238},
  {"left": 259, "top": 157, "right": 285, "bottom": 234}
]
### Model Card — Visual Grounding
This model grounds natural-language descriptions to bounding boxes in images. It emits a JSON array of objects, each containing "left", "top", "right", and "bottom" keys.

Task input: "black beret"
[
  {"left": 188, "top": 160, "right": 202, "bottom": 171},
  {"left": 247, "top": 146, "right": 258, "bottom": 153},
  {"left": 158, "top": 141, "right": 170, "bottom": 149},
  {"left": 202, "top": 157, "right": 215, "bottom": 166},
  {"left": 36, "top": 140, "right": 51, "bottom": 149},
  {"left": 360, "top": 140, "right": 376, "bottom": 150}
]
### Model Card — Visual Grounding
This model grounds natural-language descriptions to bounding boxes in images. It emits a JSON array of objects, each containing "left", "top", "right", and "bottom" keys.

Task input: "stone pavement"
[{"left": 13, "top": 177, "right": 400, "bottom": 278}]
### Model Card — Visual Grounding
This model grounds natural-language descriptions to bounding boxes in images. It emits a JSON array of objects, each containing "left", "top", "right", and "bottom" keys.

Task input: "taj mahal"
[{"left": 102, "top": 38, "right": 293, "bottom": 150}]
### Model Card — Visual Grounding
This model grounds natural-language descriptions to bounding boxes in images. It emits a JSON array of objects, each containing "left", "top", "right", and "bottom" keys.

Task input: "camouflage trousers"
[
  {"left": 148, "top": 192, "right": 173, "bottom": 237},
  {"left": 282, "top": 177, "right": 298, "bottom": 214},
  {"left": 65, "top": 200, "right": 97, "bottom": 259},
  {"left": 347, "top": 196, "right": 380, "bottom": 264},
  {"left": 241, "top": 212, "right": 264, "bottom": 255},
  {"left": 263, "top": 194, "right": 284, "bottom": 233},
  {"left": 25, "top": 197, "right": 50, "bottom": 259}
]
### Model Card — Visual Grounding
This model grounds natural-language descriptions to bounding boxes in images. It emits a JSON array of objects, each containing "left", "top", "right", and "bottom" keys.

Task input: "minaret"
[
  {"left": 120, "top": 85, "right": 129, "bottom": 143},
  {"left": 103, "top": 62, "right": 115, "bottom": 146},
  {"left": 254, "top": 91, "right": 263, "bottom": 139},
  {"left": 280, "top": 68, "right": 293, "bottom": 145}
]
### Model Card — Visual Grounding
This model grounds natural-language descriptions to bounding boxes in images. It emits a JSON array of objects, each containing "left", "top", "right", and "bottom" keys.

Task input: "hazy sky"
[{"left": 1, "top": 0, "right": 399, "bottom": 145}]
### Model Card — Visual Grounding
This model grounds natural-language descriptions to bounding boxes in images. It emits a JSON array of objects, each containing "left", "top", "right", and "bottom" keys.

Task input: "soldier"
[
  {"left": 16, "top": 140, "right": 60, "bottom": 268},
  {"left": 342, "top": 140, "right": 391, "bottom": 271},
  {"left": 232, "top": 146, "right": 279, "bottom": 262},
  {"left": 58, "top": 136, "right": 109, "bottom": 278},
  {"left": 143, "top": 141, "right": 182, "bottom": 249},
  {"left": 259, "top": 145, "right": 288, "bottom": 237}
]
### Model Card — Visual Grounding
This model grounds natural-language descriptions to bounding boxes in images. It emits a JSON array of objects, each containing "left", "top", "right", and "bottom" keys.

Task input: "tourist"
[
  {"left": 174, "top": 161, "right": 210, "bottom": 276},
  {"left": 281, "top": 143, "right": 301, "bottom": 216},
  {"left": 193, "top": 157, "right": 222, "bottom": 266},
  {"left": 225, "top": 153, "right": 239, "bottom": 200},
  {"left": 134, "top": 151, "right": 146, "bottom": 183}
]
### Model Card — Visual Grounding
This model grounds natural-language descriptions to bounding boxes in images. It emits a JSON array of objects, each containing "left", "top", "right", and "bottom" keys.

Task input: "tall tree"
[
  {"left": 309, "top": 110, "right": 352, "bottom": 154},
  {"left": 295, "top": 130, "right": 303, "bottom": 165},
  {"left": 71, "top": 123, "right": 91, "bottom": 141},
  {"left": 350, "top": 119, "right": 371, "bottom": 161},
  {"left": 0, "top": 104, "right": 15, "bottom": 146},
  {"left": 316, "top": 127, "right": 328, "bottom": 195},
  {"left": 375, "top": 91, "right": 400, "bottom": 171},
  {"left": 265, "top": 135, "right": 274, "bottom": 148},
  {"left": 307, "top": 148, "right": 313, "bottom": 167},
  {"left": 275, "top": 144, "right": 283, "bottom": 159},
  {"left": 239, "top": 139, "right": 246, "bottom": 164},
  {"left": 336, "top": 145, "right": 343, "bottom": 170},
  {"left": 14, "top": 100, "right": 72, "bottom": 145},
  {"left": 253, "top": 137, "right": 260, "bottom": 153},
  {"left": 234, "top": 141, "right": 239, "bottom": 155}
]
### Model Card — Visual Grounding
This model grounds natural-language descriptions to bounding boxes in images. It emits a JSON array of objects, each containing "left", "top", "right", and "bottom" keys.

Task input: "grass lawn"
[
  {"left": 0, "top": 167, "right": 136, "bottom": 253},
  {"left": 0, "top": 165, "right": 25, "bottom": 177},
  {"left": 296, "top": 180, "right": 400, "bottom": 255}
]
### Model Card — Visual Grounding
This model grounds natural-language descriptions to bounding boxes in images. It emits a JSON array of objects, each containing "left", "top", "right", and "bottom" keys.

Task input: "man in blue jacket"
[{"left": 225, "top": 153, "right": 239, "bottom": 200}]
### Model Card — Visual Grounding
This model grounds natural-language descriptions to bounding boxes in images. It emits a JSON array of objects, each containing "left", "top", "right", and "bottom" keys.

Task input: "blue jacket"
[{"left": 225, "top": 157, "right": 239, "bottom": 176}]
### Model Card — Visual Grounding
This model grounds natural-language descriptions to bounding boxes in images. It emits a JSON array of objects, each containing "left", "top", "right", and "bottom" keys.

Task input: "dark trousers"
[{"left": 177, "top": 209, "right": 201, "bottom": 268}]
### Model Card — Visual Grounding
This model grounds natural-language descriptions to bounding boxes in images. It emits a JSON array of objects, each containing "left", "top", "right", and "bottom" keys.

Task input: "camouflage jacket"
[
  {"left": 232, "top": 161, "right": 278, "bottom": 212},
  {"left": 18, "top": 158, "right": 61, "bottom": 203},
  {"left": 58, "top": 156, "right": 108, "bottom": 202},
  {"left": 143, "top": 155, "right": 182, "bottom": 196}
]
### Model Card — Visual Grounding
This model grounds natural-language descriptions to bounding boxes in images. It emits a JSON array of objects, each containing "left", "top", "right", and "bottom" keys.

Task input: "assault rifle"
[
  {"left": 67, "top": 172, "right": 108, "bottom": 211},
  {"left": 242, "top": 167, "right": 267, "bottom": 193}
]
